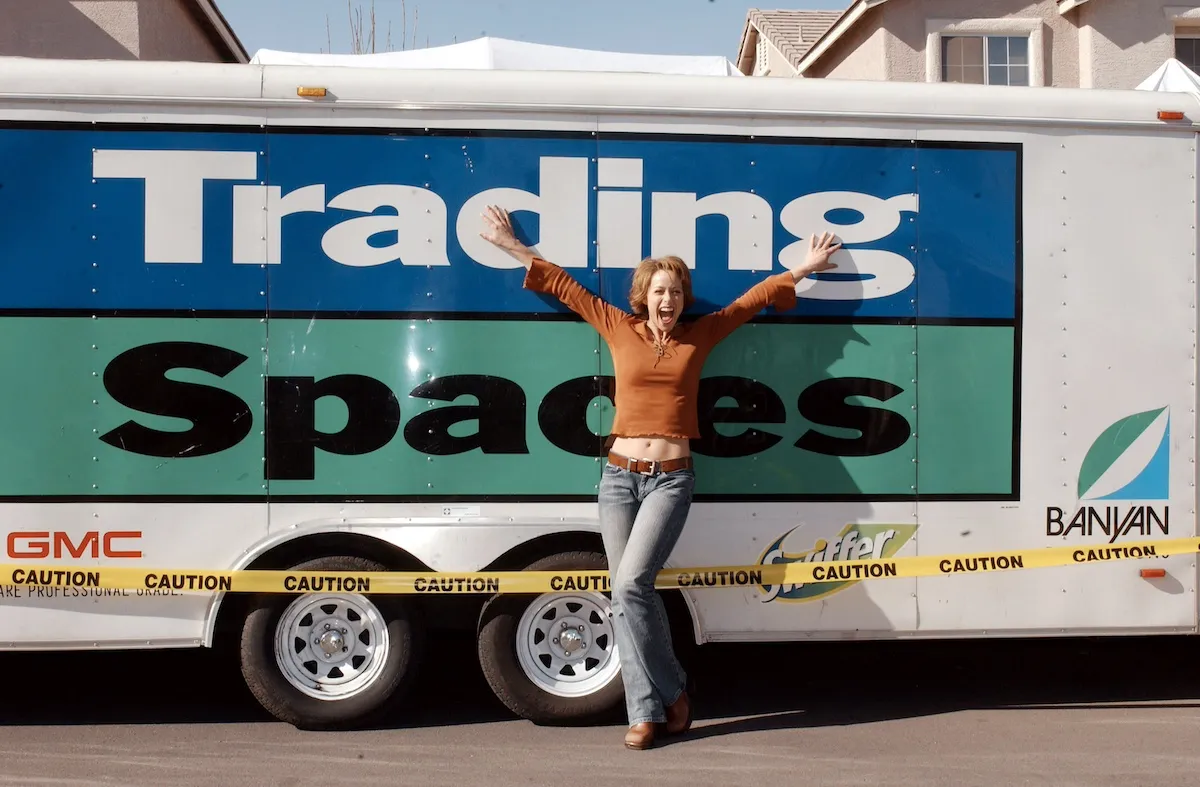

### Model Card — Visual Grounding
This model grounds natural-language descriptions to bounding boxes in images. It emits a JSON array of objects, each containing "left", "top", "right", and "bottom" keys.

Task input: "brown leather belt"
[{"left": 607, "top": 452, "right": 693, "bottom": 476}]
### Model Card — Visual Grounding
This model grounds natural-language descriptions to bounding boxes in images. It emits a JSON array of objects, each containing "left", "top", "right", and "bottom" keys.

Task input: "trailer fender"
[{"left": 201, "top": 516, "right": 601, "bottom": 647}]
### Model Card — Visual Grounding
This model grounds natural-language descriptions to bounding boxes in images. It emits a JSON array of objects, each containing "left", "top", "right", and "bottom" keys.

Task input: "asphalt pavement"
[{"left": 1, "top": 632, "right": 1198, "bottom": 786}]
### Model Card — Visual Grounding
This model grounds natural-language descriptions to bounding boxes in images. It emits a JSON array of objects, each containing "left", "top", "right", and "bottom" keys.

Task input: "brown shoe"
[
  {"left": 624, "top": 722, "right": 655, "bottom": 750},
  {"left": 665, "top": 690, "right": 692, "bottom": 735}
]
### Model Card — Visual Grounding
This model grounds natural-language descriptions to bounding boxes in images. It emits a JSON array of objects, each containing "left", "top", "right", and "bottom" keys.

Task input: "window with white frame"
[
  {"left": 941, "top": 35, "right": 1030, "bottom": 85},
  {"left": 1175, "top": 31, "right": 1200, "bottom": 71},
  {"left": 926, "top": 18, "right": 1044, "bottom": 86},
  {"left": 1166, "top": 6, "right": 1200, "bottom": 70}
]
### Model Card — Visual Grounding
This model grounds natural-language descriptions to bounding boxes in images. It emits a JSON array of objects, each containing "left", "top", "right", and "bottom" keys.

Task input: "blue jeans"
[{"left": 598, "top": 461, "right": 694, "bottom": 726}]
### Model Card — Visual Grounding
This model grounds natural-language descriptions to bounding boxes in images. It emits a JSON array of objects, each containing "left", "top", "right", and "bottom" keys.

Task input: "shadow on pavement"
[
  {"left": 652, "top": 634, "right": 1200, "bottom": 747},
  {"left": 0, "top": 632, "right": 1197, "bottom": 732}
]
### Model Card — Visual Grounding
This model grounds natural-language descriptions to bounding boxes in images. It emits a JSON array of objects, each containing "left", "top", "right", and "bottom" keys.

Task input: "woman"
[{"left": 481, "top": 205, "right": 840, "bottom": 749}]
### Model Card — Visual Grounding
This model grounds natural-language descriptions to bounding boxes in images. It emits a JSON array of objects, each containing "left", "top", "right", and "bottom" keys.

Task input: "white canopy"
[
  {"left": 1135, "top": 57, "right": 1200, "bottom": 96},
  {"left": 250, "top": 36, "right": 742, "bottom": 77}
]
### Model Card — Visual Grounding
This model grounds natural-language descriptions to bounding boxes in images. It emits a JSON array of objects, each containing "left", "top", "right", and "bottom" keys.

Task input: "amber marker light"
[{"left": 297, "top": 86, "right": 328, "bottom": 98}]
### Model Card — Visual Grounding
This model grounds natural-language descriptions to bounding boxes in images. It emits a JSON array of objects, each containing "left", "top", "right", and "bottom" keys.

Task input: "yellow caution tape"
[{"left": 0, "top": 537, "right": 1194, "bottom": 595}]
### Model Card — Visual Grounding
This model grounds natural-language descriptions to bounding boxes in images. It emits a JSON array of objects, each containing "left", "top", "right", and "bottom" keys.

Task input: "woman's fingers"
[
  {"left": 483, "top": 204, "right": 515, "bottom": 236},
  {"left": 809, "top": 231, "right": 837, "bottom": 251}
]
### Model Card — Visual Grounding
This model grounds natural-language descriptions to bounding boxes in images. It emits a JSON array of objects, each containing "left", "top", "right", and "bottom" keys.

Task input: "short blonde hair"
[{"left": 627, "top": 256, "right": 694, "bottom": 316}]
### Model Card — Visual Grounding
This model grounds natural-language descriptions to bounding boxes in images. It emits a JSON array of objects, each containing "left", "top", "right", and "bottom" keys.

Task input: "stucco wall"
[
  {"left": 759, "top": 35, "right": 797, "bottom": 77},
  {"left": 1076, "top": 0, "right": 1188, "bottom": 88},
  {"left": 136, "top": 0, "right": 226, "bottom": 61},
  {"left": 810, "top": 6, "right": 891, "bottom": 80},
  {"left": 812, "top": 0, "right": 1079, "bottom": 86},
  {"left": 892, "top": 0, "right": 1075, "bottom": 86},
  {"left": 808, "top": 0, "right": 1196, "bottom": 89},
  {"left": 0, "top": 0, "right": 227, "bottom": 61}
]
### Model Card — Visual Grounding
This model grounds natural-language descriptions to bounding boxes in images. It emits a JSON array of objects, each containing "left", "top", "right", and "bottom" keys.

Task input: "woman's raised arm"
[
  {"left": 694, "top": 231, "right": 842, "bottom": 345},
  {"left": 480, "top": 205, "right": 539, "bottom": 269},
  {"left": 480, "top": 206, "right": 628, "bottom": 338}
]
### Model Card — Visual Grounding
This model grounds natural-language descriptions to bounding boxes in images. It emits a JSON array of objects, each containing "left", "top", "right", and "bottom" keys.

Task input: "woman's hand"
[
  {"left": 480, "top": 205, "right": 536, "bottom": 268},
  {"left": 789, "top": 231, "right": 842, "bottom": 282}
]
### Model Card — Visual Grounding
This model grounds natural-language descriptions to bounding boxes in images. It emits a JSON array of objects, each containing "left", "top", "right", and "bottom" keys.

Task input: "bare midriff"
[
  {"left": 610, "top": 435, "right": 691, "bottom": 461},
  {"left": 521, "top": 257, "right": 799, "bottom": 462}
]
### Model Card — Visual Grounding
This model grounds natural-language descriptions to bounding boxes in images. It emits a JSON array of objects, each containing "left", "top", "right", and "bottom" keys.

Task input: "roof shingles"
[{"left": 748, "top": 8, "right": 845, "bottom": 71}]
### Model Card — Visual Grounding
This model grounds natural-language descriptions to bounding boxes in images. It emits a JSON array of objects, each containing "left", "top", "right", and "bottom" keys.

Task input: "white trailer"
[{"left": 0, "top": 55, "right": 1195, "bottom": 729}]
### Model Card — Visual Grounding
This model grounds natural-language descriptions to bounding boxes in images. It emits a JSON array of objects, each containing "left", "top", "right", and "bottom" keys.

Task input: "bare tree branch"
[{"left": 341, "top": 0, "right": 424, "bottom": 54}]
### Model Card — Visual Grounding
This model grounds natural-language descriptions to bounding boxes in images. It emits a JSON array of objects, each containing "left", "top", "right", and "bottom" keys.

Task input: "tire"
[
  {"left": 476, "top": 550, "right": 626, "bottom": 725},
  {"left": 238, "top": 555, "right": 424, "bottom": 730}
]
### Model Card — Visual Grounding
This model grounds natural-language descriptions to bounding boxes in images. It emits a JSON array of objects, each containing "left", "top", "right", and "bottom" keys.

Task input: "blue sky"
[{"left": 217, "top": 0, "right": 839, "bottom": 63}]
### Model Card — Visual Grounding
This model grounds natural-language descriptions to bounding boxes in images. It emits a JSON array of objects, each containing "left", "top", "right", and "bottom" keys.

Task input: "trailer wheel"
[
  {"left": 476, "top": 550, "right": 625, "bottom": 725},
  {"left": 238, "top": 555, "right": 423, "bottom": 730}
]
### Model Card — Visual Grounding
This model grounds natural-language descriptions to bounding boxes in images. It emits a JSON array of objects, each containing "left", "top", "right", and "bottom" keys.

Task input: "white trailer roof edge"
[{"left": 0, "top": 55, "right": 1197, "bottom": 130}]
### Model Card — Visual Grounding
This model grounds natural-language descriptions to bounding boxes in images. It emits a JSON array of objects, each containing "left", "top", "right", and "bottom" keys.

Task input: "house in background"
[
  {"left": 0, "top": 0, "right": 247, "bottom": 63},
  {"left": 737, "top": 0, "right": 1200, "bottom": 89}
]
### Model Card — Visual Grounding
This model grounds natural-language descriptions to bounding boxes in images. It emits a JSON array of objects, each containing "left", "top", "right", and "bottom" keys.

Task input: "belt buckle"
[{"left": 639, "top": 458, "right": 660, "bottom": 476}]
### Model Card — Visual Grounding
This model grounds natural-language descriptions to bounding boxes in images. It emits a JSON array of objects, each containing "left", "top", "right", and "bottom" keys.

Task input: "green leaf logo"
[{"left": 1078, "top": 407, "right": 1170, "bottom": 500}]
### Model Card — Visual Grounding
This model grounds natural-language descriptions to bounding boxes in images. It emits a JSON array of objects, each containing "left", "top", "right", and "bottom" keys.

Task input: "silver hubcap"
[
  {"left": 274, "top": 594, "right": 389, "bottom": 701},
  {"left": 515, "top": 592, "right": 620, "bottom": 698}
]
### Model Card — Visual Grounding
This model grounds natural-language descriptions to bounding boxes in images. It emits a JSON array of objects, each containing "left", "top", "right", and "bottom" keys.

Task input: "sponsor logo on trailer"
[
  {"left": 1046, "top": 407, "right": 1170, "bottom": 543},
  {"left": 5, "top": 530, "right": 142, "bottom": 559},
  {"left": 755, "top": 523, "right": 918, "bottom": 603}
]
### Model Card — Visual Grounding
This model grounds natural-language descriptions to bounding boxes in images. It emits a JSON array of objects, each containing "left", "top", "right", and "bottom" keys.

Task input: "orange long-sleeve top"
[{"left": 523, "top": 256, "right": 799, "bottom": 439}]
